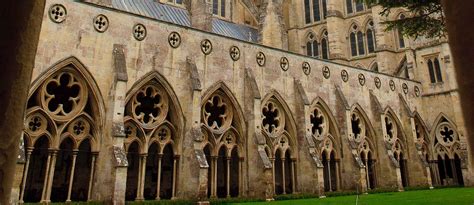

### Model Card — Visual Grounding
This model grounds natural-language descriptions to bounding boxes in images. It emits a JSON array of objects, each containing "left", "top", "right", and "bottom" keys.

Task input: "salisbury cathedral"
[{"left": 11, "top": 0, "right": 472, "bottom": 204}]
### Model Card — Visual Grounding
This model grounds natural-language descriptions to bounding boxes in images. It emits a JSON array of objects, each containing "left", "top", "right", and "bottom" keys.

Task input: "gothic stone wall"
[{"left": 14, "top": 0, "right": 448, "bottom": 202}]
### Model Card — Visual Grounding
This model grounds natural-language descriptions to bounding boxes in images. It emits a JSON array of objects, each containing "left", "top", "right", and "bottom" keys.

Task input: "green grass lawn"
[{"left": 235, "top": 187, "right": 474, "bottom": 205}]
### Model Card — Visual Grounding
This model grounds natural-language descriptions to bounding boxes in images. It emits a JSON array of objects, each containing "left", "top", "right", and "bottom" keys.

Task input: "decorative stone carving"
[
  {"left": 229, "top": 46, "right": 240, "bottom": 61},
  {"left": 322, "top": 66, "right": 330, "bottom": 79},
  {"left": 302, "top": 62, "right": 311, "bottom": 75},
  {"left": 402, "top": 83, "right": 408, "bottom": 94},
  {"left": 358, "top": 73, "right": 365, "bottom": 86},
  {"left": 168, "top": 32, "right": 182, "bottom": 48},
  {"left": 256, "top": 52, "right": 266, "bottom": 66},
  {"left": 93, "top": 14, "right": 109, "bottom": 32},
  {"left": 389, "top": 80, "right": 396, "bottom": 91},
  {"left": 200, "top": 39, "right": 213, "bottom": 55},
  {"left": 341, "top": 70, "right": 349, "bottom": 82},
  {"left": 374, "top": 77, "right": 381, "bottom": 89},
  {"left": 280, "top": 57, "right": 289, "bottom": 71},
  {"left": 49, "top": 4, "right": 67, "bottom": 23},
  {"left": 133, "top": 24, "right": 147, "bottom": 41}
]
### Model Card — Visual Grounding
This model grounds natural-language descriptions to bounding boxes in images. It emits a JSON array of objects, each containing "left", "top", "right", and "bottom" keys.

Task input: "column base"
[
  {"left": 155, "top": 197, "right": 161, "bottom": 200},
  {"left": 429, "top": 186, "right": 435, "bottom": 189},
  {"left": 135, "top": 197, "right": 145, "bottom": 201},
  {"left": 319, "top": 196, "right": 326, "bottom": 199},
  {"left": 171, "top": 196, "right": 178, "bottom": 200},
  {"left": 196, "top": 201, "right": 210, "bottom": 205}
]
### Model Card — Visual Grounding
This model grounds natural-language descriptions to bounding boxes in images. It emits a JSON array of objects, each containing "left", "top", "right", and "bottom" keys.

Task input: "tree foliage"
[{"left": 362, "top": 0, "right": 446, "bottom": 39}]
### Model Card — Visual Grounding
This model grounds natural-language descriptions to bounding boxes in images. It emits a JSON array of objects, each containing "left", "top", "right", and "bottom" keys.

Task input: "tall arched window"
[
  {"left": 213, "top": 0, "right": 226, "bottom": 17},
  {"left": 321, "top": 31, "right": 329, "bottom": 59},
  {"left": 347, "top": 0, "right": 365, "bottom": 14},
  {"left": 304, "top": 0, "right": 328, "bottom": 24},
  {"left": 350, "top": 24, "right": 365, "bottom": 57},
  {"left": 366, "top": 21, "right": 376, "bottom": 53},
  {"left": 427, "top": 56, "right": 443, "bottom": 83},
  {"left": 306, "top": 33, "right": 319, "bottom": 58},
  {"left": 397, "top": 14, "right": 406, "bottom": 49}
]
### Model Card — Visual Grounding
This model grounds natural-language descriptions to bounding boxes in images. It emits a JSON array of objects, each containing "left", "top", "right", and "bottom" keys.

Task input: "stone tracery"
[{"left": 20, "top": 60, "right": 101, "bottom": 203}]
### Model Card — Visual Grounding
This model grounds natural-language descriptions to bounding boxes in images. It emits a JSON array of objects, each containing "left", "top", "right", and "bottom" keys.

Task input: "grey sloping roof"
[{"left": 110, "top": 0, "right": 258, "bottom": 42}]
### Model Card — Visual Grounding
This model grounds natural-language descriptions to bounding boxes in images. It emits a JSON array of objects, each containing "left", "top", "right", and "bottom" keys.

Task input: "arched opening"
[
  {"left": 125, "top": 142, "right": 140, "bottom": 201},
  {"left": 274, "top": 149, "right": 283, "bottom": 195},
  {"left": 437, "top": 155, "right": 447, "bottom": 185},
  {"left": 51, "top": 138, "right": 74, "bottom": 202},
  {"left": 284, "top": 150, "right": 293, "bottom": 194},
  {"left": 71, "top": 139, "right": 93, "bottom": 201},
  {"left": 216, "top": 146, "right": 227, "bottom": 198},
  {"left": 367, "top": 151, "right": 376, "bottom": 189},
  {"left": 144, "top": 143, "right": 159, "bottom": 200},
  {"left": 399, "top": 152, "right": 408, "bottom": 187},
  {"left": 454, "top": 154, "right": 464, "bottom": 186},
  {"left": 24, "top": 136, "right": 49, "bottom": 203},
  {"left": 230, "top": 147, "right": 239, "bottom": 197},
  {"left": 204, "top": 145, "right": 212, "bottom": 198},
  {"left": 160, "top": 144, "right": 175, "bottom": 199}
]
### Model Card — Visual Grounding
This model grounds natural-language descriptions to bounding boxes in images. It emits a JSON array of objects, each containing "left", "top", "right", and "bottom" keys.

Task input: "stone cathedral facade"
[{"left": 12, "top": 0, "right": 473, "bottom": 204}]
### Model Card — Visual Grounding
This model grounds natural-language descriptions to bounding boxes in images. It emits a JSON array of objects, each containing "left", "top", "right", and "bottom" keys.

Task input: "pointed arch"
[
  {"left": 350, "top": 103, "right": 377, "bottom": 143},
  {"left": 201, "top": 81, "right": 246, "bottom": 138},
  {"left": 28, "top": 56, "right": 105, "bottom": 126},
  {"left": 262, "top": 90, "right": 298, "bottom": 142},
  {"left": 310, "top": 97, "right": 343, "bottom": 157},
  {"left": 125, "top": 70, "right": 184, "bottom": 154}
]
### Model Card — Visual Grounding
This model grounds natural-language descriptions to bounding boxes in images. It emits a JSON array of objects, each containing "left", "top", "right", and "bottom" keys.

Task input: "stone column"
[
  {"left": 155, "top": 154, "right": 163, "bottom": 200},
  {"left": 281, "top": 158, "right": 286, "bottom": 194},
  {"left": 66, "top": 151, "right": 79, "bottom": 202},
  {"left": 88, "top": 153, "right": 97, "bottom": 201},
  {"left": 19, "top": 149, "right": 32, "bottom": 204},
  {"left": 0, "top": 1, "right": 46, "bottom": 203},
  {"left": 226, "top": 157, "right": 231, "bottom": 198},
  {"left": 45, "top": 150, "right": 58, "bottom": 202}
]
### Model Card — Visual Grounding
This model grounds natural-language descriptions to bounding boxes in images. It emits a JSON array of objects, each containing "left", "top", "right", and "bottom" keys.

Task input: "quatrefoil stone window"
[
  {"left": 93, "top": 14, "right": 109, "bottom": 33},
  {"left": 280, "top": 57, "right": 289, "bottom": 71},
  {"left": 132, "top": 85, "right": 169, "bottom": 127},
  {"left": 26, "top": 114, "right": 47, "bottom": 134},
  {"left": 262, "top": 101, "right": 284, "bottom": 135},
  {"left": 133, "top": 24, "right": 147, "bottom": 41},
  {"left": 203, "top": 95, "right": 232, "bottom": 131},
  {"left": 201, "top": 39, "right": 213, "bottom": 55},
  {"left": 49, "top": 4, "right": 67, "bottom": 23},
  {"left": 230, "top": 46, "right": 241, "bottom": 61},
  {"left": 168, "top": 32, "right": 182, "bottom": 48},
  {"left": 155, "top": 126, "right": 172, "bottom": 142},
  {"left": 414, "top": 86, "right": 421, "bottom": 97}
]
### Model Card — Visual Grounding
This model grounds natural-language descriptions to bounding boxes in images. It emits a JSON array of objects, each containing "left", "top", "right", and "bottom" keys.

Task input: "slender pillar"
[
  {"left": 239, "top": 158, "right": 243, "bottom": 197},
  {"left": 365, "top": 159, "right": 370, "bottom": 189},
  {"left": 211, "top": 157, "right": 217, "bottom": 198},
  {"left": 155, "top": 154, "right": 162, "bottom": 200},
  {"left": 45, "top": 150, "right": 58, "bottom": 202},
  {"left": 40, "top": 153, "right": 51, "bottom": 202},
  {"left": 271, "top": 159, "right": 275, "bottom": 195},
  {"left": 282, "top": 158, "right": 286, "bottom": 194},
  {"left": 87, "top": 154, "right": 97, "bottom": 201},
  {"left": 327, "top": 160, "right": 332, "bottom": 191},
  {"left": 19, "top": 149, "right": 32, "bottom": 204},
  {"left": 172, "top": 157, "right": 178, "bottom": 199},
  {"left": 226, "top": 157, "right": 230, "bottom": 198},
  {"left": 291, "top": 160, "right": 296, "bottom": 193},
  {"left": 137, "top": 155, "right": 146, "bottom": 201},
  {"left": 66, "top": 151, "right": 78, "bottom": 202}
]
